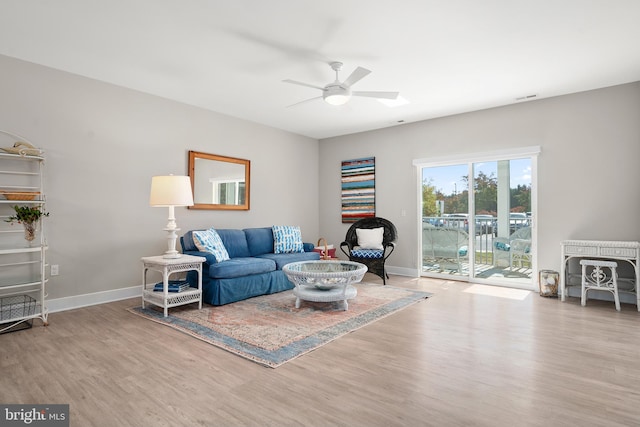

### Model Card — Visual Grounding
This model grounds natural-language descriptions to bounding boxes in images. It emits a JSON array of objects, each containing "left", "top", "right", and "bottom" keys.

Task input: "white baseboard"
[
  {"left": 386, "top": 265, "right": 421, "bottom": 278},
  {"left": 47, "top": 285, "right": 141, "bottom": 313},
  {"left": 46, "top": 265, "right": 420, "bottom": 313}
]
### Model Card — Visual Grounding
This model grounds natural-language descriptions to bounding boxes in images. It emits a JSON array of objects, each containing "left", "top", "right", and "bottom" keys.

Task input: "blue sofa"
[{"left": 180, "top": 227, "right": 320, "bottom": 305}]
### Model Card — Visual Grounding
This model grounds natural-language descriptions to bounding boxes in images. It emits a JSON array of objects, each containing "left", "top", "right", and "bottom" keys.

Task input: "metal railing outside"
[{"left": 422, "top": 215, "right": 532, "bottom": 276}]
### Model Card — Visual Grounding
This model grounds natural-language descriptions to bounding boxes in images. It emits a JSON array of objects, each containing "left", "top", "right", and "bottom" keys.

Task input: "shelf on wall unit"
[
  {"left": 0, "top": 259, "right": 42, "bottom": 268},
  {"left": 0, "top": 171, "right": 40, "bottom": 176},
  {"left": 0, "top": 283, "right": 44, "bottom": 297},
  {"left": 0, "top": 246, "right": 48, "bottom": 255},
  {"left": 0, "top": 185, "right": 42, "bottom": 190},
  {"left": 0, "top": 152, "right": 44, "bottom": 161},
  {"left": 0, "top": 200, "right": 45, "bottom": 205}
]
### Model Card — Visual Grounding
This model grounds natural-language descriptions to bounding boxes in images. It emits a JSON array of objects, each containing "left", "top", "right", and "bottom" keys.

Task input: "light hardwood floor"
[{"left": 2, "top": 275, "right": 640, "bottom": 427}]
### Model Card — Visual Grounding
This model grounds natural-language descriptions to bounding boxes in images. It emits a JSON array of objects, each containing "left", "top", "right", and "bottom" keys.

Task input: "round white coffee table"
[{"left": 283, "top": 260, "right": 368, "bottom": 311}]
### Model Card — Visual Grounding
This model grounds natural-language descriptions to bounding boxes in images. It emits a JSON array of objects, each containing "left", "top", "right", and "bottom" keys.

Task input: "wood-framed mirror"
[{"left": 188, "top": 151, "right": 250, "bottom": 210}]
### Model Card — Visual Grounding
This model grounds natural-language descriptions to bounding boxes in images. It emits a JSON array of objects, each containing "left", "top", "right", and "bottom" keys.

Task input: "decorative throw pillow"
[
  {"left": 494, "top": 241, "right": 511, "bottom": 251},
  {"left": 193, "top": 228, "right": 230, "bottom": 262},
  {"left": 356, "top": 227, "right": 384, "bottom": 250},
  {"left": 272, "top": 225, "right": 304, "bottom": 254}
]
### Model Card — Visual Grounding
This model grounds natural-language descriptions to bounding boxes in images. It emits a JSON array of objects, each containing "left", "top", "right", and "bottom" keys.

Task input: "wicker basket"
[
  {"left": 0, "top": 191, "right": 40, "bottom": 201},
  {"left": 314, "top": 238, "right": 337, "bottom": 260}
]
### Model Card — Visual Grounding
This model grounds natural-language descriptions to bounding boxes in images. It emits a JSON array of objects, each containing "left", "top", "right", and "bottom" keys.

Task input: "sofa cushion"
[
  {"left": 192, "top": 228, "right": 230, "bottom": 262},
  {"left": 215, "top": 229, "right": 251, "bottom": 258},
  {"left": 244, "top": 227, "right": 275, "bottom": 256},
  {"left": 272, "top": 225, "right": 304, "bottom": 254},
  {"left": 209, "top": 257, "right": 276, "bottom": 279},
  {"left": 256, "top": 251, "right": 321, "bottom": 270}
]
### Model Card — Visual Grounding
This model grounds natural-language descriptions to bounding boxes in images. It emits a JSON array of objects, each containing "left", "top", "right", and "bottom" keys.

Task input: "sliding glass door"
[
  {"left": 421, "top": 164, "right": 470, "bottom": 278},
  {"left": 417, "top": 148, "right": 538, "bottom": 289}
]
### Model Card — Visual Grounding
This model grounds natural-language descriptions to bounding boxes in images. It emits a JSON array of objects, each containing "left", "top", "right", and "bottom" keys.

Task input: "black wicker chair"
[{"left": 340, "top": 217, "right": 397, "bottom": 285}]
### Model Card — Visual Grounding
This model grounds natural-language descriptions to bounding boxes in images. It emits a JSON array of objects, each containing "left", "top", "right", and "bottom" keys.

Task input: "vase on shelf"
[
  {"left": 5, "top": 205, "right": 48, "bottom": 244},
  {"left": 23, "top": 221, "right": 37, "bottom": 242}
]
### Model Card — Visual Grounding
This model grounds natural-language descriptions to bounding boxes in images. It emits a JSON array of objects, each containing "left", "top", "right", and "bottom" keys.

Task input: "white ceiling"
[{"left": 1, "top": 0, "right": 640, "bottom": 140}]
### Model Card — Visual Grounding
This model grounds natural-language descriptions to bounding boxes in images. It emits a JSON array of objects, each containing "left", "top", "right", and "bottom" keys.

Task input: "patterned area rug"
[{"left": 128, "top": 283, "right": 431, "bottom": 368}]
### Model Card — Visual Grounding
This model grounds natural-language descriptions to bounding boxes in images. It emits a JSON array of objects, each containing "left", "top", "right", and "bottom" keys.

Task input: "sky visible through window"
[{"left": 422, "top": 158, "right": 531, "bottom": 196}]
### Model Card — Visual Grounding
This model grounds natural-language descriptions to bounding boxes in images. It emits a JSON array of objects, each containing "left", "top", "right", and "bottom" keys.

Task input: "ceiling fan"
[{"left": 283, "top": 62, "right": 399, "bottom": 107}]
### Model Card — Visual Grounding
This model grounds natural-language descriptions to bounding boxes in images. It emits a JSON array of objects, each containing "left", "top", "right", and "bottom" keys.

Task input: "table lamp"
[{"left": 149, "top": 175, "right": 194, "bottom": 258}]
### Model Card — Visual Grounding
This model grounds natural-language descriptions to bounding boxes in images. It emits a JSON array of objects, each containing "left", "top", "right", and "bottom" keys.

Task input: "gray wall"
[
  {"left": 3, "top": 52, "right": 639, "bottom": 306},
  {"left": 0, "top": 54, "right": 319, "bottom": 303},
  {"left": 319, "top": 82, "right": 640, "bottom": 275}
]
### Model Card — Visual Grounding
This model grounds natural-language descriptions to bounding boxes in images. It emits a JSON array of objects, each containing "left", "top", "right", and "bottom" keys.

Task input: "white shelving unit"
[{"left": 0, "top": 130, "right": 48, "bottom": 333}]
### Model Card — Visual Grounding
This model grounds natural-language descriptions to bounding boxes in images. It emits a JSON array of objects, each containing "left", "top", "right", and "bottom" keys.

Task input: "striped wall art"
[{"left": 341, "top": 157, "right": 375, "bottom": 223}]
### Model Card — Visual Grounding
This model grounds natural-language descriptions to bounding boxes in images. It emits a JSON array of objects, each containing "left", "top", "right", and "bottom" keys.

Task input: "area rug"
[{"left": 128, "top": 283, "right": 431, "bottom": 368}]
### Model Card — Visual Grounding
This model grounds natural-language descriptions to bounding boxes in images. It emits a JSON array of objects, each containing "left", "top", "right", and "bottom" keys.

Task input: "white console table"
[{"left": 560, "top": 240, "right": 640, "bottom": 311}]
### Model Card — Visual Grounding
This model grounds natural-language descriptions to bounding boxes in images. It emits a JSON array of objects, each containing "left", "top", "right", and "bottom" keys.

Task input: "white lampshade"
[
  {"left": 150, "top": 175, "right": 194, "bottom": 258},
  {"left": 149, "top": 175, "right": 194, "bottom": 207}
]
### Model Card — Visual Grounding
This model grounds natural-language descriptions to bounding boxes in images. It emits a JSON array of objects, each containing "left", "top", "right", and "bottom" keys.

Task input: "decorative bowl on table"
[{"left": 308, "top": 276, "right": 347, "bottom": 290}]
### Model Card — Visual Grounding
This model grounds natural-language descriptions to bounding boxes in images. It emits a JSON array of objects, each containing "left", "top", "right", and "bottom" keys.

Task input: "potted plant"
[{"left": 5, "top": 205, "right": 49, "bottom": 242}]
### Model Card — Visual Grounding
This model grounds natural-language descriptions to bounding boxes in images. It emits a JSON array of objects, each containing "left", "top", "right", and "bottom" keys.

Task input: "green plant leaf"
[{"left": 5, "top": 205, "right": 49, "bottom": 224}]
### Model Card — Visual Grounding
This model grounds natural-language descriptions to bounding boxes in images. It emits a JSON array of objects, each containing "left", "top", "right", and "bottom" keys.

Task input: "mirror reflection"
[{"left": 188, "top": 151, "right": 250, "bottom": 210}]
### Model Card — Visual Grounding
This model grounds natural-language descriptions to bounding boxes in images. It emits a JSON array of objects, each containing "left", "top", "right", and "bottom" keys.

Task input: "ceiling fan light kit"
[
  {"left": 323, "top": 84, "right": 351, "bottom": 105},
  {"left": 284, "top": 61, "right": 399, "bottom": 107}
]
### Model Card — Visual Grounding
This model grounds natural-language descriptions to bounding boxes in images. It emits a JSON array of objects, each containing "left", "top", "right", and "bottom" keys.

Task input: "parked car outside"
[
  {"left": 423, "top": 216, "right": 445, "bottom": 227},
  {"left": 475, "top": 214, "right": 494, "bottom": 234},
  {"left": 493, "top": 212, "right": 530, "bottom": 236},
  {"left": 423, "top": 214, "right": 449, "bottom": 227},
  {"left": 509, "top": 212, "right": 529, "bottom": 232},
  {"left": 445, "top": 213, "right": 469, "bottom": 233}
]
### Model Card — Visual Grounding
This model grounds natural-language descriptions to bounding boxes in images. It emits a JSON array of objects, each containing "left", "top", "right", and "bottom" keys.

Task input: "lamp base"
[
  {"left": 163, "top": 226, "right": 181, "bottom": 259},
  {"left": 163, "top": 251, "right": 182, "bottom": 259}
]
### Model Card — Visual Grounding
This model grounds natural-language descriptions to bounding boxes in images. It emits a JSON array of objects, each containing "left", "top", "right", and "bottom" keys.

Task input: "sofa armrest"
[
  {"left": 303, "top": 242, "right": 315, "bottom": 252},
  {"left": 183, "top": 250, "right": 217, "bottom": 266}
]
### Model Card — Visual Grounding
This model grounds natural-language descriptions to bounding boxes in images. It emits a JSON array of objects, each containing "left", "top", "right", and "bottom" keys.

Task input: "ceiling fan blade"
[
  {"left": 286, "top": 96, "right": 323, "bottom": 108},
  {"left": 352, "top": 91, "right": 399, "bottom": 100},
  {"left": 282, "top": 79, "right": 325, "bottom": 91},
  {"left": 342, "top": 66, "right": 371, "bottom": 87}
]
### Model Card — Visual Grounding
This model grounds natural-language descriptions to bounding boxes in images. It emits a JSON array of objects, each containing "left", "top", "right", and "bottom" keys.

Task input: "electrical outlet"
[{"left": 51, "top": 264, "right": 59, "bottom": 276}]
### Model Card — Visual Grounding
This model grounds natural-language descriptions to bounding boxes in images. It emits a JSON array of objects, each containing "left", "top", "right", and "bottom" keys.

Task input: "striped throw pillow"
[{"left": 272, "top": 225, "right": 304, "bottom": 254}]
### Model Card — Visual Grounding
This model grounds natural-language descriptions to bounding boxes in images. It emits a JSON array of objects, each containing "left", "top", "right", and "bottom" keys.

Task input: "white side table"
[{"left": 141, "top": 255, "right": 206, "bottom": 317}]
